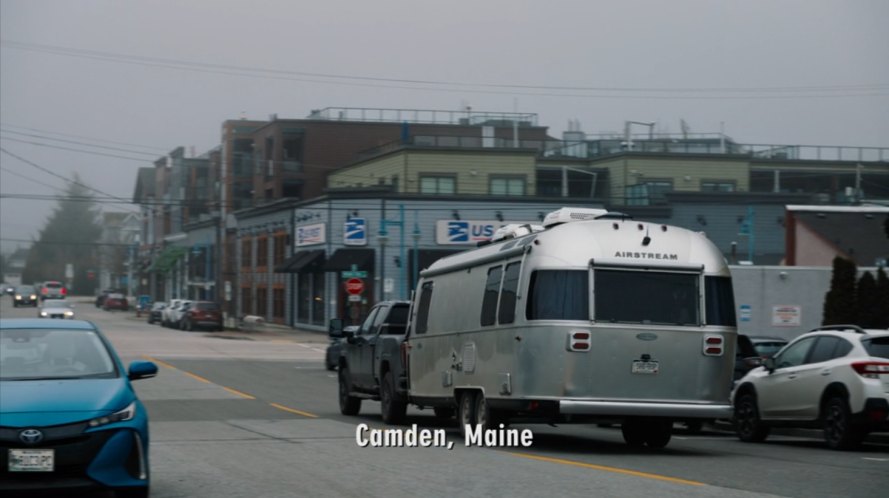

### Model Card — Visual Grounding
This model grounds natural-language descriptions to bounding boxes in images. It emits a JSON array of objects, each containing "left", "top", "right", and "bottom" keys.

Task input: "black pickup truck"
[{"left": 328, "top": 300, "right": 411, "bottom": 423}]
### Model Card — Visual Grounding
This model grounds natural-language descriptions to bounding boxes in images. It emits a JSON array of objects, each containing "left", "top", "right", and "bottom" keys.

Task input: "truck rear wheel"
[
  {"left": 338, "top": 366, "right": 361, "bottom": 415},
  {"left": 380, "top": 371, "right": 407, "bottom": 425}
]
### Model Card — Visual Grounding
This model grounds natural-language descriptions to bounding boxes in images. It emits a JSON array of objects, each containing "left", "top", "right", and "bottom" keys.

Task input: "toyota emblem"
[{"left": 19, "top": 428, "right": 44, "bottom": 445}]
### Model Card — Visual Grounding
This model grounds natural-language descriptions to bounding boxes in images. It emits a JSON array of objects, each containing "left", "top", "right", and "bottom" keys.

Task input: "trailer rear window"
[
  {"left": 594, "top": 269, "right": 699, "bottom": 326},
  {"left": 704, "top": 276, "right": 736, "bottom": 326},
  {"left": 526, "top": 270, "right": 589, "bottom": 320}
]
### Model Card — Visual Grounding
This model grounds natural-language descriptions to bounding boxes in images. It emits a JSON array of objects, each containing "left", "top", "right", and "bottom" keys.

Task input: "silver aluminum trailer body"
[{"left": 406, "top": 214, "right": 736, "bottom": 446}]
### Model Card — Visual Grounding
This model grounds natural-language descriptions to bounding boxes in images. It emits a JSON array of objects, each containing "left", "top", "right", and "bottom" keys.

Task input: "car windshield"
[
  {"left": 195, "top": 302, "right": 219, "bottom": 311},
  {"left": 16, "top": 286, "right": 35, "bottom": 294},
  {"left": 42, "top": 300, "right": 71, "bottom": 308},
  {"left": 152, "top": 303, "right": 166, "bottom": 310},
  {"left": 752, "top": 340, "right": 787, "bottom": 358},
  {"left": 0, "top": 328, "right": 117, "bottom": 380},
  {"left": 862, "top": 336, "right": 889, "bottom": 360}
]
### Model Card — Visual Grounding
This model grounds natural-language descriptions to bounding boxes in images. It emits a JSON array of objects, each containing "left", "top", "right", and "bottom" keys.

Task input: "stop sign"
[{"left": 344, "top": 278, "right": 364, "bottom": 295}]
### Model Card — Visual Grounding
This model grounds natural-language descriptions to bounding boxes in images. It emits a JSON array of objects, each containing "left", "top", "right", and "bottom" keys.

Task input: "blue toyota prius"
[{"left": 0, "top": 319, "right": 157, "bottom": 497}]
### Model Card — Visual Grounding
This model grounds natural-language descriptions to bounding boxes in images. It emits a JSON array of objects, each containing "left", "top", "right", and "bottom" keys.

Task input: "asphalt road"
[{"left": 2, "top": 296, "right": 888, "bottom": 498}]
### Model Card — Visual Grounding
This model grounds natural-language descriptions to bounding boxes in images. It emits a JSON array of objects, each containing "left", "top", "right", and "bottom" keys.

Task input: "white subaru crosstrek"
[{"left": 732, "top": 325, "right": 889, "bottom": 450}]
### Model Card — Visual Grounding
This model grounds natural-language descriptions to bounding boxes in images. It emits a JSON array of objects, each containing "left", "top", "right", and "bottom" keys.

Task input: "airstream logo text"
[{"left": 614, "top": 251, "right": 679, "bottom": 260}]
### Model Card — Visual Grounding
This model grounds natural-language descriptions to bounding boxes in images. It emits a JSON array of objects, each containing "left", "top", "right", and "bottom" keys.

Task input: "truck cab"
[{"left": 329, "top": 300, "right": 410, "bottom": 422}]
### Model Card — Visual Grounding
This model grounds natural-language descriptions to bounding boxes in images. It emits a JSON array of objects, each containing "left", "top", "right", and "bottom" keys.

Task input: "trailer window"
[
  {"left": 526, "top": 270, "right": 589, "bottom": 320},
  {"left": 415, "top": 282, "right": 433, "bottom": 334},
  {"left": 498, "top": 262, "right": 521, "bottom": 325},
  {"left": 705, "top": 276, "right": 736, "bottom": 326},
  {"left": 481, "top": 266, "right": 503, "bottom": 326},
  {"left": 594, "top": 269, "right": 699, "bottom": 326}
]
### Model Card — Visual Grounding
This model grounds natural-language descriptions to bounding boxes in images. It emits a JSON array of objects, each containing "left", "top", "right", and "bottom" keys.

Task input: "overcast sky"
[{"left": 1, "top": 0, "right": 888, "bottom": 254}]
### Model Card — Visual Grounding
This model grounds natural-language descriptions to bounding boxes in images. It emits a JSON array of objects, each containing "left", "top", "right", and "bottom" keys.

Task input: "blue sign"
[
  {"left": 435, "top": 219, "right": 534, "bottom": 245},
  {"left": 739, "top": 304, "right": 752, "bottom": 322},
  {"left": 344, "top": 218, "right": 367, "bottom": 246}
]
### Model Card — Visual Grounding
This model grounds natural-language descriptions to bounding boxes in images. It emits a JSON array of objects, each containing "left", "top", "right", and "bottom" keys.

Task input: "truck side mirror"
[
  {"left": 329, "top": 318, "right": 344, "bottom": 338},
  {"left": 763, "top": 357, "right": 776, "bottom": 373}
]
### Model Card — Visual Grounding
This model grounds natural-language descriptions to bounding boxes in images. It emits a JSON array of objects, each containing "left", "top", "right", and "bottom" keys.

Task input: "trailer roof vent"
[
  {"left": 542, "top": 207, "right": 609, "bottom": 228},
  {"left": 491, "top": 223, "right": 545, "bottom": 242}
]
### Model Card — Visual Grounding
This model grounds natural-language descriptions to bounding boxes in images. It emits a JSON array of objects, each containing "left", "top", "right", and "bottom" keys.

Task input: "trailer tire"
[
  {"left": 458, "top": 391, "right": 476, "bottom": 439},
  {"left": 621, "top": 419, "right": 646, "bottom": 447},
  {"left": 338, "top": 366, "right": 361, "bottom": 416},
  {"left": 380, "top": 371, "right": 407, "bottom": 425},
  {"left": 474, "top": 392, "right": 503, "bottom": 433},
  {"left": 643, "top": 419, "right": 673, "bottom": 448}
]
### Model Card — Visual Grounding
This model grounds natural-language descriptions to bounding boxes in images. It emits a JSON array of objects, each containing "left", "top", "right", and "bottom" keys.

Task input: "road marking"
[
  {"left": 862, "top": 457, "right": 889, "bottom": 462},
  {"left": 223, "top": 386, "right": 256, "bottom": 400},
  {"left": 270, "top": 402, "right": 319, "bottom": 418},
  {"left": 142, "top": 354, "right": 317, "bottom": 417},
  {"left": 508, "top": 452, "right": 705, "bottom": 487}
]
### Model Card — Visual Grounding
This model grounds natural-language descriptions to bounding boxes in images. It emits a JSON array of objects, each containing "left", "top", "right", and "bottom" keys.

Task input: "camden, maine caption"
[{"left": 356, "top": 423, "right": 534, "bottom": 449}]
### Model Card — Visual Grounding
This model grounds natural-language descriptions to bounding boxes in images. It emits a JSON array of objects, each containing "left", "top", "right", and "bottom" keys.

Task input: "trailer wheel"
[
  {"left": 474, "top": 392, "right": 503, "bottom": 433},
  {"left": 458, "top": 391, "right": 476, "bottom": 439},
  {"left": 643, "top": 419, "right": 673, "bottom": 448},
  {"left": 621, "top": 419, "right": 646, "bottom": 447},
  {"left": 380, "top": 371, "right": 407, "bottom": 425},
  {"left": 338, "top": 366, "right": 361, "bottom": 416}
]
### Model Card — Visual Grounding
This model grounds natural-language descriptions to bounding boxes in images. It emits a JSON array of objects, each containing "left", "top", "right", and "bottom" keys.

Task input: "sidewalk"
[{"left": 124, "top": 312, "right": 328, "bottom": 343}]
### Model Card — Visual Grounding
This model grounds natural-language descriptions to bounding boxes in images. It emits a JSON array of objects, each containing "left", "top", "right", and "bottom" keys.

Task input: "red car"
[
  {"left": 102, "top": 293, "right": 129, "bottom": 311},
  {"left": 180, "top": 301, "right": 224, "bottom": 331}
]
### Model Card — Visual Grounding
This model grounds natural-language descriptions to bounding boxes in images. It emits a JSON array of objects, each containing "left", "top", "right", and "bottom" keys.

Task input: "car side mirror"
[
  {"left": 128, "top": 361, "right": 158, "bottom": 381},
  {"left": 763, "top": 357, "right": 776, "bottom": 373},
  {"left": 329, "top": 318, "right": 344, "bottom": 337}
]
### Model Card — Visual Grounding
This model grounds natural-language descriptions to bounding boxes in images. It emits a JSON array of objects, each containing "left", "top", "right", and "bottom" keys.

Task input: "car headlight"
[
  {"left": 64, "top": 310, "right": 74, "bottom": 316},
  {"left": 15, "top": 295, "right": 21, "bottom": 300},
  {"left": 30, "top": 295, "right": 37, "bottom": 300},
  {"left": 88, "top": 401, "right": 137, "bottom": 428},
  {"left": 40, "top": 311, "right": 48, "bottom": 317}
]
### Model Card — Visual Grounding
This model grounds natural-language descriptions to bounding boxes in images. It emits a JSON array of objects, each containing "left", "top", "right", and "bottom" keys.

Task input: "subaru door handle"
[
  {"left": 820, "top": 369, "right": 831, "bottom": 376},
  {"left": 787, "top": 375, "right": 797, "bottom": 380}
]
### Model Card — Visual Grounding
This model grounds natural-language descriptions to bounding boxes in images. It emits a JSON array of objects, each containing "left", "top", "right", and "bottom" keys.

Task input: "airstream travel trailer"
[{"left": 405, "top": 207, "right": 737, "bottom": 448}]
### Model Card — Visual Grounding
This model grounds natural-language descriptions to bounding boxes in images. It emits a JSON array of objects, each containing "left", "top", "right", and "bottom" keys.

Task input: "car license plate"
[
  {"left": 8, "top": 449, "right": 54, "bottom": 472},
  {"left": 631, "top": 360, "right": 659, "bottom": 374}
]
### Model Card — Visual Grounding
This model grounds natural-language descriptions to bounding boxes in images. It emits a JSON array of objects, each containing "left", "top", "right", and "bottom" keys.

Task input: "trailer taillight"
[
  {"left": 851, "top": 361, "right": 889, "bottom": 379},
  {"left": 703, "top": 334, "right": 724, "bottom": 356},
  {"left": 567, "top": 330, "right": 591, "bottom": 352}
]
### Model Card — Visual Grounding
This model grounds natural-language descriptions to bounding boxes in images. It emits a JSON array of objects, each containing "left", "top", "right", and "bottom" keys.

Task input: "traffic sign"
[
  {"left": 345, "top": 278, "right": 364, "bottom": 295},
  {"left": 341, "top": 270, "right": 368, "bottom": 278}
]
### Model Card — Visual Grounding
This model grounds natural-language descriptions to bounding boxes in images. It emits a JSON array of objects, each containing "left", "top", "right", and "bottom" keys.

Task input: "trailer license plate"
[
  {"left": 631, "top": 360, "right": 659, "bottom": 374},
  {"left": 8, "top": 449, "right": 54, "bottom": 472}
]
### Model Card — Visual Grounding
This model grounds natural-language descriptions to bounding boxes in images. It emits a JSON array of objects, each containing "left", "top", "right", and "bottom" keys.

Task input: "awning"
[
  {"left": 147, "top": 246, "right": 187, "bottom": 273},
  {"left": 274, "top": 249, "right": 326, "bottom": 273},
  {"left": 323, "top": 248, "right": 375, "bottom": 272}
]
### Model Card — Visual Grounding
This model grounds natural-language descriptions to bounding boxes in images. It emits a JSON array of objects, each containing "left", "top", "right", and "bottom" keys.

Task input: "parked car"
[
  {"left": 102, "top": 293, "right": 129, "bottom": 311},
  {"left": 39, "top": 280, "right": 66, "bottom": 301},
  {"left": 0, "top": 318, "right": 157, "bottom": 496},
  {"left": 161, "top": 299, "right": 183, "bottom": 327},
  {"left": 147, "top": 302, "right": 166, "bottom": 324},
  {"left": 749, "top": 336, "right": 789, "bottom": 359},
  {"left": 2, "top": 283, "right": 14, "bottom": 295},
  {"left": 95, "top": 289, "right": 116, "bottom": 308},
  {"left": 180, "top": 301, "right": 223, "bottom": 331},
  {"left": 12, "top": 285, "right": 38, "bottom": 307},
  {"left": 38, "top": 299, "right": 75, "bottom": 319},
  {"left": 733, "top": 325, "right": 889, "bottom": 450},
  {"left": 163, "top": 300, "right": 193, "bottom": 329}
]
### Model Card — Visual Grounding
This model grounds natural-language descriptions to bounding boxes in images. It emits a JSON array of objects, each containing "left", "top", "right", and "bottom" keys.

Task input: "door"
[
  {"left": 348, "top": 306, "right": 379, "bottom": 390},
  {"left": 758, "top": 337, "right": 817, "bottom": 419},
  {"left": 357, "top": 305, "right": 390, "bottom": 388}
]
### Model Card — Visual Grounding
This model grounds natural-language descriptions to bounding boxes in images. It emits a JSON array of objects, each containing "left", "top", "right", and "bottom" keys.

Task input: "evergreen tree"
[
  {"left": 875, "top": 266, "right": 889, "bottom": 329},
  {"left": 822, "top": 256, "right": 858, "bottom": 325},
  {"left": 22, "top": 175, "right": 103, "bottom": 294},
  {"left": 856, "top": 271, "right": 879, "bottom": 328}
]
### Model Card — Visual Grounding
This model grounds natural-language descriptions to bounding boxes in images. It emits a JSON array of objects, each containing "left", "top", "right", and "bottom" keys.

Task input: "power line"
[
  {"left": 0, "top": 122, "right": 169, "bottom": 153},
  {"left": 0, "top": 135, "right": 154, "bottom": 162},
  {"left": 0, "top": 129, "right": 160, "bottom": 157},
  {"left": 3, "top": 39, "right": 888, "bottom": 100},
  {"left": 0, "top": 147, "right": 139, "bottom": 213},
  {"left": 0, "top": 165, "right": 67, "bottom": 193}
]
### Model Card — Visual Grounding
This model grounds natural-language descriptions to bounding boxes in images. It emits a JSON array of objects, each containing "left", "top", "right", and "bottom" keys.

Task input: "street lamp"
[
  {"left": 378, "top": 204, "right": 407, "bottom": 300},
  {"left": 411, "top": 211, "right": 421, "bottom": 292}
]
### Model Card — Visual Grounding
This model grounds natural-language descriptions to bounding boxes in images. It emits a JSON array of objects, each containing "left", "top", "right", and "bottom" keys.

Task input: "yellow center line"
[
  {"left": 223, "top": 386, "right": 256, "bottom": 400},
  {"left": 507, "top": 452, "right": 705, "bottom": 487},
  {"left": 270, "top": 402, "right": 318, "bottom": 418},
  {"left": 140, "top": 355, "right": 318, "bottom": 418}
]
